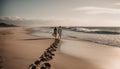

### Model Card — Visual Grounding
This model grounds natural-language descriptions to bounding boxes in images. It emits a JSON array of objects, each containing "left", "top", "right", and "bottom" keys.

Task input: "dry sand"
[
  {"left": 0, "top": 27, "right": 120, "bottom": 69},
  {"left": 0, "top": 27, "right": 54, "bottom": 69}
]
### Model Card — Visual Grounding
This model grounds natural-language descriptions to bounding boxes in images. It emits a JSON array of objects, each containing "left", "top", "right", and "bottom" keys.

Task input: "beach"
[
  {"left": 0, "top": 27, "right": 120, "bottom": 69},
  {"left": 0, "top": 27, "right": 55, "bottom": 69}
]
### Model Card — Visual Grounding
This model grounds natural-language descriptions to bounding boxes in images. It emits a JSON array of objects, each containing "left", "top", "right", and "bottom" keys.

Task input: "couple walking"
[{"left": 52, "top": 26, "right": 62, "bottom": 39}]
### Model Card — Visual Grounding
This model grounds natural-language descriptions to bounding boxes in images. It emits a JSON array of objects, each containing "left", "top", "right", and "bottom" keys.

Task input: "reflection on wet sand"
[{"left": 61, "top": 40, "right": 120, "bottom": 69}]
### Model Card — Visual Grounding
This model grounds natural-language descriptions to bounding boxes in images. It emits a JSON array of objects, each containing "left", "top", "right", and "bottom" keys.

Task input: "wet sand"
[{"left": 60, "top": 40, "right": 120, "bottom": 69}]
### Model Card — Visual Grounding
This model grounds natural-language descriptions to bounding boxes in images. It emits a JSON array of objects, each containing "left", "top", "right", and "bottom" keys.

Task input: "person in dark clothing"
[{"left": 52, "top": 27, "right": 57, "bottom": 38}]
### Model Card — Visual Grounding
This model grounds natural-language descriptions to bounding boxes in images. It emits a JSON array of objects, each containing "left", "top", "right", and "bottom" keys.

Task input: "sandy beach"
[
  {"left": 0, "top": 27, "right": 120, "bottom": 69},
  {"left": 0, "top": 27, "right": 55, "bottom": 69}
]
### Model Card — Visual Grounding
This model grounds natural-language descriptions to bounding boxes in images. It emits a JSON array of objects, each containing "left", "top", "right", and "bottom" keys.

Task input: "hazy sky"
[{"left": 1, "top": 0, "right": 120, "bottom": 26}]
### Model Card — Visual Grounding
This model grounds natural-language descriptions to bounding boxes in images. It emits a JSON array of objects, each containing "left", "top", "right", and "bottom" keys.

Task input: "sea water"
[{"left": 30, "top": 27, "right": 120, "bottom": 47}]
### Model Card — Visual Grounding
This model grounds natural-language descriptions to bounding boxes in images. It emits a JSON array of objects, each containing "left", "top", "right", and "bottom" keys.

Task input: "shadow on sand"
[{"left": 23, "top": 38, "right": 53, "bottom": 41}]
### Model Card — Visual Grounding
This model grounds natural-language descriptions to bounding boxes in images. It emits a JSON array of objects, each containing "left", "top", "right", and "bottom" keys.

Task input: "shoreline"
[
  {"left": 60, "top": 39, "right": 120, "bottom": 69},
  {"left": 0, "top": 27, "right": 120, "bottom": 69},
  {"left": 28, "top": 27, "right": 120, "bottom": 47}
]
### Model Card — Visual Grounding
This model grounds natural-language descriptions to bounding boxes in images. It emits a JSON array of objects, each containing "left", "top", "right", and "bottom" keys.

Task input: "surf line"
[{"left": 28, "top": 39, "right": 60, "bottom": 69}]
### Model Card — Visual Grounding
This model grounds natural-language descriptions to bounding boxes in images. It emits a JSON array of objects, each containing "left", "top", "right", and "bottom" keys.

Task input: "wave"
[
  {"left": 67, "top": 35, "right": 120, "bottom": 47},
  {"left": 29, "top": 27, "right": 120, "bottom": 47},
  {"left": 64, "top": 27, "right": 120, "bottom": 34}
]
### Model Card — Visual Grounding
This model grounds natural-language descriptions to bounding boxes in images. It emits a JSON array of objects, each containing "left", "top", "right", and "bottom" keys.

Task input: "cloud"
[
  {"left": 0, "top": 16, "right": 74, "bottom": 27},
  {"left": 114, "top": 3, "right": 120, "bottom": 5},
  {"left": 0, "top": 16, "right": 120, "bottom": 27},
  {"left": 74, "top": 7, "right": 120, "bottom": 14},
  {"left": 0, "top": 16, "right": 24, "bottom": 21}
]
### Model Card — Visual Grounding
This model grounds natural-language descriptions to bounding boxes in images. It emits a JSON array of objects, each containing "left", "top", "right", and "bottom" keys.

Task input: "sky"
[{"left": 0, "top": 0, "right": 120, "bottom": 26}]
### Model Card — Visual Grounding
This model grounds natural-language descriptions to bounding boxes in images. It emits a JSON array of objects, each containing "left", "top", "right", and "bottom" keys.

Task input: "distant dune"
[{"left": 0, "top": 23, "right": 17, "bottom": 27}]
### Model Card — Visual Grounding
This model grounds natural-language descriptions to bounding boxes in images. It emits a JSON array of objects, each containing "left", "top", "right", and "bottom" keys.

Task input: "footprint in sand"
[
  {"left": 28, "top": 39, "right": 60, "bottom": 69},
  {"left": 0, "top": 56, "right": 3, "bottom": 69}
]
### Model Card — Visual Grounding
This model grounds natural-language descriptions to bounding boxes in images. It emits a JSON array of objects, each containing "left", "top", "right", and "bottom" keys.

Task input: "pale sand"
[
  {"left": 0, "top": 27, "right": 54, "bottom": 69},
  {"left": 0, "top": 27, "right": 120, "bottom": 69}
]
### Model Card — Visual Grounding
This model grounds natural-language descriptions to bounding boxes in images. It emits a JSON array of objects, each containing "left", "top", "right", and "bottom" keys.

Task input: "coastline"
[{"left": 0, "top": 27, "right": 120, "bottom": 69}]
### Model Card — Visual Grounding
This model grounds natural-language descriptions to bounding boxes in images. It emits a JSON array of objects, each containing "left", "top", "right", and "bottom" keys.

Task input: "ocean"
[{"left": 29, "top": 27, "right": 120, "bottom": 47}]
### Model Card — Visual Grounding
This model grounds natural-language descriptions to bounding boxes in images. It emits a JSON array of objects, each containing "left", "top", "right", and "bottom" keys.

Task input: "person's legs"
[
  {"left": 59, "top": 33, "right": 62, "bottom": 39},
  {"left": 58, "top": 32, "right": 60, "bottom": 39},
  {"left": 55, "top": 33, "right": 57, "bottom": 39}
]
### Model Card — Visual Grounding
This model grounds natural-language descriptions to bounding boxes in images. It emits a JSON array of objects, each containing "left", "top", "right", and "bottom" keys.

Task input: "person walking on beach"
[
  {"left": 52, "top": 27, "right": 57, "bottom": 39},
  {"left": 58, "top": 26, "right": 62, "bottom": 39}
]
